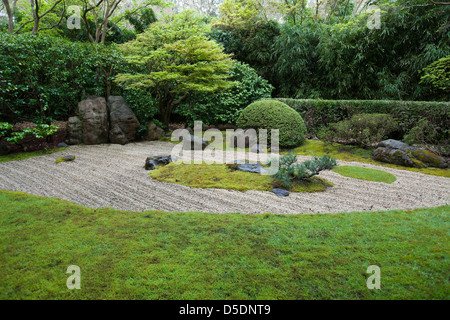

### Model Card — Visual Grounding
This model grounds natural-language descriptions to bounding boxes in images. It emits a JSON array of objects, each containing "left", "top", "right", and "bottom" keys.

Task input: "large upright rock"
[
  {"left": 108, "top": 96, "right": 140, "bottom": 145},
  {"left": 67, "top": 96, "right": 109, "bottom": 145}
]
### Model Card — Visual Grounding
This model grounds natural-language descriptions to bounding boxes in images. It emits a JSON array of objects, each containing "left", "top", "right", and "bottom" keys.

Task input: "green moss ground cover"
[
  {"left": 0, "top": 190, "right": 448, "bottom": 299},
  {"left": 149, "top": 162, "right": 333, "bottom": 192},
  {"left": 332, "top": 166, "right": 397, "bottom": 184}
]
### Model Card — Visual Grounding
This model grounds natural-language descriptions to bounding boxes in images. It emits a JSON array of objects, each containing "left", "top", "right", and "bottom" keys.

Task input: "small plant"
[
  {"left": 268, "top": 154, "right": 337, "bottom": 189},
  {"left": 320, "top": 114, "right": 398, "bottom": 147}
]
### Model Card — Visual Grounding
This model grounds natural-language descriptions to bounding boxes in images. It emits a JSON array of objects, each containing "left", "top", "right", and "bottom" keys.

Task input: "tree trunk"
[
  {"left": 31, "top": 0, "right": 39, "bottom": 35},
  {"left": 2, "top": 0, "right": 14, "bottom": 32}
]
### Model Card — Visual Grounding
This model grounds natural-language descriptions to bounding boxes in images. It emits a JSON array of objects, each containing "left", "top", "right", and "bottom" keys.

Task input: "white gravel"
[{"left": 0, "top": 141, "right": 448, "bottom": 214}]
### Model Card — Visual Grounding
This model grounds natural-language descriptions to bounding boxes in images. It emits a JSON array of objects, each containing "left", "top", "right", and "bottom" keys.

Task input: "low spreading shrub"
[
  {"left": 320, "top": 114, "right": 399, "bottom": 147},
  {"left": 268, "top": 154, "right": 337, "bottom": 189},
  {"left": 236, "top": 100, "right": 307, "bottom": 147}
]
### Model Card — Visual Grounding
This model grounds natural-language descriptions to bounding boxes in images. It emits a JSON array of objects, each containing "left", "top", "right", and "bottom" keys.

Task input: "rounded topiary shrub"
[{"left": 236, "top": 100, "right": 307, "bottom": 147}]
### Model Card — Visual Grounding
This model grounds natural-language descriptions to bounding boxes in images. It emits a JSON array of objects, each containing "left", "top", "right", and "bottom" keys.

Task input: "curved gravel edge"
[{"left": 0, "top": 141, "right": 448, "bottom": 214}]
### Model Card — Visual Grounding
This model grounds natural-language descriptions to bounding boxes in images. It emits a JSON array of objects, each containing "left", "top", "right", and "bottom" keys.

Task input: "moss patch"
[
  {"left": 0, "top": 147, "right": 67, "bottom": 163},
  {"left": 291, "top": 140, "right": 449, "bottom": 178},
  {"left": 333, "top": 166, "right": 397, "bottom": 184},
  {"left": 149, "top": 162, "right": 332, "bottom": 192},
  {"left": 55, "top": 155, "right": 75, "bottom": 164}
]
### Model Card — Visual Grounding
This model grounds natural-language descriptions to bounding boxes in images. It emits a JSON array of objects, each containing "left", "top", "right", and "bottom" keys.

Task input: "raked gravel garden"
[{"left": 0, "top": 140, "right": 448, "bottom": 214}]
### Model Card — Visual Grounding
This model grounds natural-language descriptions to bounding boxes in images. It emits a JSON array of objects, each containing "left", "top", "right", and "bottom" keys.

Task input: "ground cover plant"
[
  {"left": 0, "top": 191, "right": 448, "bottom": 300},
  {"left": 332, "top": 166, "right": 397, "bottom": 184},
  {"left": 149, "top": 162, "right": 333, "bottom": 193}
]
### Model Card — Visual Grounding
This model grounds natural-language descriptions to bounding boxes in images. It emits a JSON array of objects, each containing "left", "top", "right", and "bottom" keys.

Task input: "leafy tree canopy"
[{"left": 115, "top": 10, "right": 235, "bottom": 125}]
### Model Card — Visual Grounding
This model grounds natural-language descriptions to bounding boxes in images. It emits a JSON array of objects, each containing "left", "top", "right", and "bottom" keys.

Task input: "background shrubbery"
[
  {"left": 320, "top": 114, "right": 399, "bottom": 147},
  {"left": 0, "top": 33, "right": 158, "bottom": 126},
  {"left": 0, "top": 33, "right": 120, "bottom": 123},
  {"left": 272, "top": 98, "right": 450, "bottom": 149},
  {"left": 175, "top": 62, "right": 273, "bottom": 126}
]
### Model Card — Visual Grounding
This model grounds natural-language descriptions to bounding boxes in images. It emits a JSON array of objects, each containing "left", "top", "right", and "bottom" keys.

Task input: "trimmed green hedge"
[
  {"left": 271, "top": 98, "right": 450, "bottom": 147},
  {"left": 237, "top": 100, "right": 307, "bottom": 147}
]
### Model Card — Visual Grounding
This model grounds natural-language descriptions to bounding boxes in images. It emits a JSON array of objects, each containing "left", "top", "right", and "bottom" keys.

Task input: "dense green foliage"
[
  {"left": 273, "top": 98, "right": 450, "bottom": 148},
  {"left": 420, "top": 55, "right": 450, "bottom": 92},
  {"left": 0, "top": 122, "right": 59, "bottom": 145},
  {"left": 0, "top": 33, "right": 123, "bottom": 123},
  {"left": 211, "top": 0, "right": 450, "bottom": 101},
  {"left": 237, "top": 100, "right": 307, "bottom": 147},
  {"left": 321, "top": 114, "right": 399, "bottom": 147},
  {"left": 175, "top": 62, "right": 273, "bottom": 126},
  {"left": 2, "top": 191, "right": 448, "bottom": 299},
  {"left": 269, "top": 154, "right": 337, "bottom": 189},
  {"left": 115, "top": 11, "right": 235, "bottom": 126}
]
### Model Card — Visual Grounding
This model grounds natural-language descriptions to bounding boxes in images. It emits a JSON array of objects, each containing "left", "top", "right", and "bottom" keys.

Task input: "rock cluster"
[
  {"left": 372, "top": 139, "right": 447, "bottom": 169},
  {"left": 67, "top": 96, "right": 140, "bottom": 145}
]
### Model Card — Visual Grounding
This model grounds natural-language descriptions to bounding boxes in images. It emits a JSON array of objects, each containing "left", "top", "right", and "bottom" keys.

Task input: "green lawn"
[
  {"left": 333, "top": 166, "right": 397, "bottom": 184},
  {"left": 0, "top": 190, "right": 448, "bottom": 299}
]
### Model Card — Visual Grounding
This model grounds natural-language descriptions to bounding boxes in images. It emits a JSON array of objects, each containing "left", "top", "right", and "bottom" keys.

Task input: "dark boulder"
[
  {"left": 372, "top": 147, "right": 420, "bottom": 168},
  {"left": 67, "top": 116, "right": 83, "bottom": 145},
  {"left": 145, "top": 155, "right": 172, "bottom": 170}
]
